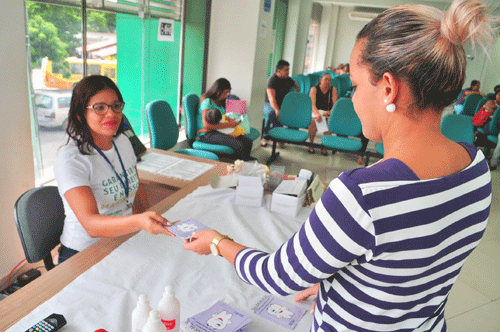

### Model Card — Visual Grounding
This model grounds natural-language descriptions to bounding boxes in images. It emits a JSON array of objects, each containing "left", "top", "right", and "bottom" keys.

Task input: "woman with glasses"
[{"left": 54, "top": 75, "right": 173, "bottom": 263}]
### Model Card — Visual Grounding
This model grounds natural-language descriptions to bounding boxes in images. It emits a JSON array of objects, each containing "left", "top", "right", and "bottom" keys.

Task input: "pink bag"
[{"left": 225, "top": 100, "right": 246, "bottom": 114}]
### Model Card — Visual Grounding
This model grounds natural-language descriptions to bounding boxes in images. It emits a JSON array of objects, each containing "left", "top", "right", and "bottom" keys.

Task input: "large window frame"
[{"left": 26, "top": 0, "right": 189, "bottom": 185}]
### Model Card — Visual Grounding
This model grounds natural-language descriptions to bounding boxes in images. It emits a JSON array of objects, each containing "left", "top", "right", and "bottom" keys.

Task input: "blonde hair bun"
[{"left": 441, "top": 0, "right": 494, "bottom": 47}]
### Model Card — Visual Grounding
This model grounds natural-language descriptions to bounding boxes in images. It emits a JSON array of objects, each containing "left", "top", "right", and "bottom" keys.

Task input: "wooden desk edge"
[{"left": 0, "top": 155, "right": 229, "bottom": 331}]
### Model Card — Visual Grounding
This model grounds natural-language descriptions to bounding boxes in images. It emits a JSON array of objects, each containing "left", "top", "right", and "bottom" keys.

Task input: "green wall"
[{"left": 116, "top": 2, "right": 207, "bottom": 138}]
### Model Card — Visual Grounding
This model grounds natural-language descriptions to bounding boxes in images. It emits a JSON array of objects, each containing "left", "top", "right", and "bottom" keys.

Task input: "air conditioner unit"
[{"left": 348, "top": 11, "right": 379, "bottom": 22}]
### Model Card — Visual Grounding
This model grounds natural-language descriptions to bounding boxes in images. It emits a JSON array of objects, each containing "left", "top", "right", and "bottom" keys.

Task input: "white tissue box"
[
  {"left": 235, "top": 176, "right": 264, "bottom": 207},
  {"left": 271, "top": 192, "right": 306, "bottom": 217}
]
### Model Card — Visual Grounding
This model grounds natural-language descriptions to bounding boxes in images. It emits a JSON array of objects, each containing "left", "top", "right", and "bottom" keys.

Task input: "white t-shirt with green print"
[{"left": 54, "top": 135, "right": 139, "bottom": 252}]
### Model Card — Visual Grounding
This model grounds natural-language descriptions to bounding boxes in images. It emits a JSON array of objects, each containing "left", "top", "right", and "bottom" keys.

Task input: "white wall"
[
  {"left": 207, "top": 0, "right": 276, "bottom": 141},
  {"left": 0, "top": 2, "right": 36, "bottom": 282},
  {"left": 331, "top": 6, "right": 367, "bottom": 68}
]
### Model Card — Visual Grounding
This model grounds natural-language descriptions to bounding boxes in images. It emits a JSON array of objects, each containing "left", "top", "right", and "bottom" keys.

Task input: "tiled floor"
[{"left": 251, "top": 141, "right": 500, "bottom": 332}]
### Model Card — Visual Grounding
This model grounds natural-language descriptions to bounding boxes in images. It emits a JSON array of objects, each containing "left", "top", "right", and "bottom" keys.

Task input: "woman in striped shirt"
[{"left": 184, "top": 0, "right": 493, "bottom": 330}]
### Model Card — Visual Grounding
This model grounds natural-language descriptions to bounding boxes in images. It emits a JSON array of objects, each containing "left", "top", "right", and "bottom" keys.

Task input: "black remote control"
[{"left": 25, "top": 313, "right": 66, "bottom": 332}]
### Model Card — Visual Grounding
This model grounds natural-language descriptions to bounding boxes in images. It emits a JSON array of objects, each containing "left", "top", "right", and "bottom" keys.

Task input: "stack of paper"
[{"left": 183, "top": 301, "right": 251, "bottom": 332}]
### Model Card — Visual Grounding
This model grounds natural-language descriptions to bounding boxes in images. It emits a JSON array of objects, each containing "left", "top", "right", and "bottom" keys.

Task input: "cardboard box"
[{"left": 235, "top": 176, "right": 264, "bottom": 207}]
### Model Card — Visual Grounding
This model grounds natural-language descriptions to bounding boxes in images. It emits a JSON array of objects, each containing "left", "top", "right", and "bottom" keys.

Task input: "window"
[{"left": 26, "top": 0, "right": 187, "bottom": 185}]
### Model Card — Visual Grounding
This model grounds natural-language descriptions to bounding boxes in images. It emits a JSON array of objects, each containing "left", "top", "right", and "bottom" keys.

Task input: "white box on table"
[
  {"left": 235, "top": 175, "right": 264, "bottom": 207},
  {"left": 271, "top": 179, "right": 307, "bottom": 217}
]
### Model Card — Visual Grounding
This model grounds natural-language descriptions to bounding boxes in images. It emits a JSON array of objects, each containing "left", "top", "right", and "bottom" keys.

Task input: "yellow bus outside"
[{"left": 42, "top": 56, "right": 117, "bottom": 89}]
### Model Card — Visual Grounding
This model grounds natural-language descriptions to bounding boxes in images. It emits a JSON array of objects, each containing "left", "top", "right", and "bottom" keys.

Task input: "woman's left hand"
[{"left": 184, "top": 229, "right": 221, "bottom": 255}]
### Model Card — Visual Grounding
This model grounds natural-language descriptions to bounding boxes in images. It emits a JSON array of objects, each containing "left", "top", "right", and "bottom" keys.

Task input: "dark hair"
[
  {"left": 205, "top": 108, "right": 223, "bottom": 125},
  {"left": 276, "top": 60, "right": 290, "bottom": 72},
  {"left": 200, "top": 78, "right": 231, "bottom": 107},
  {"left": 470, "top": 80, "right": 480, "bottom": 88},
  {"left": 66, "top": 75, "right": 125, "bottom": 155},
  {"left": 356, "top": 0, "right": 493, "bottom": 113},
  {"left": 494, "top": 85, "right": 500, "bottom": 93}
]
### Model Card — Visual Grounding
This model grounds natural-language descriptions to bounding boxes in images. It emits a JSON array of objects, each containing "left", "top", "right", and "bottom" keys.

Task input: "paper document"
[
  {"left": 137, "top": 152, "right": 214, "bottom": 181},
  {"left": 315, "top": 115, "right": 329, "bottom": 133}
]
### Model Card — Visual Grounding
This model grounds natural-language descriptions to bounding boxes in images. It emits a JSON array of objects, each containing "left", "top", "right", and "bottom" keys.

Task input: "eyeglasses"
[{"left": 87, "top": 102, "right": 125, "bottom": 115}]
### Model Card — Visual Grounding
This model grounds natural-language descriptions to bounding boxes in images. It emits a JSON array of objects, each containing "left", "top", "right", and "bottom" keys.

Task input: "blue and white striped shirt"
[{"left": 235, "top": 143, "right": 491, "bottom": 331}]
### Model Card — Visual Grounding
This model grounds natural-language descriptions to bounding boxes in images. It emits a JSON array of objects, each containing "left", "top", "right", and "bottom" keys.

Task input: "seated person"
[
  {"left": 205, "top": 108, "right": 245, "bottom": 137},
  {"left": 54, "top": 75, "right": 173, "bottom": 263},
  {"left": 475, "top": 93, "right": 500, "bottom": 135},
  {"left": 261, "top": 60, "right": 299, "bottom": 147},
  {"left": 454, "top": 79, "right": 486, "bottom": 114},
  {"left": 198, "top": 78, "right": 254, "bottom": 161},
  {"left": 308, "top": 73, "right": 337, "bottom": 155}
]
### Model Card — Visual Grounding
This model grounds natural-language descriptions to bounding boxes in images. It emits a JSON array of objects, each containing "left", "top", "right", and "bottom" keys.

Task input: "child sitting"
[{"left": 205, "top": 108, "right": 245, "bottom": 137}]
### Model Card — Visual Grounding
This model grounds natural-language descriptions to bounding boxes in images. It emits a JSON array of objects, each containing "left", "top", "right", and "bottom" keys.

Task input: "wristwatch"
[{"left": 210, "top": 235, "right": 233, "bottom": 256}]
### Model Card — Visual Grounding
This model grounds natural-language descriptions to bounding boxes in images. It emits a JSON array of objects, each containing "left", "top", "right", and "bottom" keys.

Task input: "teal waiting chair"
[
  {"left": 266, "top": 92, "right": 312, "bottom": 165},
  {"left": 484, "top": 109, "right": 500, "bottom": 157},
  {"left": 321, "top": 98, "right": 369, "bottom": 163},
  {"left": 440, "top": 114, "right": 475, "bottom": 145},
  {"left": 308, "top": 73, "right": 321, "bottom": 90},
  {"left": 146, "top": 100, "right": 219, "bottom": 161},
  {"left": 333, "top": 74, "right": 352, "bottom": 98},
  {"left": 461, "top": 94, "right": 483, "bottom": 117},
  {"left": 14, "top": 186, "right": 65, "bottom": 271}
]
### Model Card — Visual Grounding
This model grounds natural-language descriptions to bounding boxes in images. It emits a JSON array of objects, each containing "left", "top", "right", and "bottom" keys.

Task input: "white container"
[
  {"left": 235, "top": 175, "right": 264, "bottom": 207},
  {"left": 132, "top": 294, "right": 153, "bottom": 332},
  {"left": 157, "top": 285, "right": 181, "bottom": 332},
  {"left": 142, "top": 310, "right": 167, "bottom": 332}
]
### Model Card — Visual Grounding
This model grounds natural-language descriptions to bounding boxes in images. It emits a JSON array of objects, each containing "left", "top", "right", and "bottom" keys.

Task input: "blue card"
[{"left": 167, "top": 219, "right": 210, "bottom": 239}]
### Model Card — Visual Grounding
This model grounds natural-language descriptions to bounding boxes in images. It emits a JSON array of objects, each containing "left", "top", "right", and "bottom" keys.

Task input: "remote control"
[{"left": 25, "top": 313, "right": 66, "bottom": 332}]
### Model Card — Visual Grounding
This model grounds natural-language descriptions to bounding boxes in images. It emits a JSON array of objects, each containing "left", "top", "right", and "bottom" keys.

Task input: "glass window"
[{"left": 26, "top": 0, "right": 188, "bottom": 185}]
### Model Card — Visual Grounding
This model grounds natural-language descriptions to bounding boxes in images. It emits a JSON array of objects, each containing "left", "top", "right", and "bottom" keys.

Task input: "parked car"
[{"left": 34, "top": 89, "right": 72, "bottom": 129}]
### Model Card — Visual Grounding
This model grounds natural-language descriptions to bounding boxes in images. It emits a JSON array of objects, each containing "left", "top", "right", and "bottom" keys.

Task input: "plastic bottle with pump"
[
  {"left": 142, "top": 310, "right": 167, "bottom": 332},
  {"left": 157, "top": 285, "right": 180, "bottom": 332},
  {"left": 132, "top": 294, "right": 152, "bottom": 332}
]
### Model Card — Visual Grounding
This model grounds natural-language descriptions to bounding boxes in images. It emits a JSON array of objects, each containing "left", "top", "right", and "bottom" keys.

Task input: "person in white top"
[{"left": 54, "top": 75, "right": 173, "bottom": 263}]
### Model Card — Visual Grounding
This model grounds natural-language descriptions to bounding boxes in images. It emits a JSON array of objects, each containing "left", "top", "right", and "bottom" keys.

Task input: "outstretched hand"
[
  {"left": 183, "top": 229, "right": 221, "bottom": 255},
  {"left": 295, "top": 284, "right": 319, "bottom": 315},
  {"left": 137, "top": 211, "right": 175, "bottom": 236}
]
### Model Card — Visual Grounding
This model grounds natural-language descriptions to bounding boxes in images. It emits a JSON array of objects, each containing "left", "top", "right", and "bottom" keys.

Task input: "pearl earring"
[{"left": 386, "top": 103, "right": 396, "bottom": 113}]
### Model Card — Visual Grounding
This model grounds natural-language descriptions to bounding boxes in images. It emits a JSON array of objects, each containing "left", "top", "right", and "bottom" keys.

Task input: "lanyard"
[{"left": 94, "top": 141, "right": 129, "bottom": 199}]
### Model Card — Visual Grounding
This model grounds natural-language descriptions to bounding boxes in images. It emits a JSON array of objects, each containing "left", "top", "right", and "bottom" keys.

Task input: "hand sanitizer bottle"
[
  {"left": 132, "top": 294, "right": 152, "bottom": 332},
  {"left": 157, "top": 285, "right": 180, "bottom": 332},
  {"left": 142, "top": 310, "right": 167, "bottom": 332}
]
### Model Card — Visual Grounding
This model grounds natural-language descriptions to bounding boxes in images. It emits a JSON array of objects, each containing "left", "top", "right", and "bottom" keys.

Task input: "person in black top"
[
  {"left": 261, "top": 60, "right": 299, "bottom": 147},
  {"left": 308, "top": 73, "right": 337, "bottom": 155}
]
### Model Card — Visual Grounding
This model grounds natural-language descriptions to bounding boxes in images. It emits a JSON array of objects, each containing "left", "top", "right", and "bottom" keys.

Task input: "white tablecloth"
[{"left": 8, "top": 185, "right": 314, "bottom": 332}]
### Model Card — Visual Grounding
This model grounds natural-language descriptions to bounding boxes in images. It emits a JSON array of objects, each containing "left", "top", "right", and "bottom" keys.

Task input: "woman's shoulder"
[{"left": 199, "top": 98, "right": 213, "bottom": 109}]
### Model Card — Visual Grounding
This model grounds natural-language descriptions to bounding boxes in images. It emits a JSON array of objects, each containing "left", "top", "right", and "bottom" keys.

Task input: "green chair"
[
  {"left": 182, "top": 94, "right": 235, "bottom": 156},
  {"left": 461, "top": 94, "right": 483, "bottom": 117},
  {"left": 333, "top": 74, "right": 352, "bottom": 98},
  {"left": 484, "top": 109, "right": 500, "bottom": 156},
  {"left": 266, "top": 92, "right": 312, "bottom": 165},
  {"left": 146, "top": 99, "right": 219, "bottom": 161},
  {"left": 308, "top": 73, "right": 321, "bottom": 90},
  {"left": 376, "top": 143, "right": 384, "bottom": 155},
  {"left": 440, "top": 114, "right": 474, "bottom": 145},
  {"left": 322, "top": 98, "right": 366, "bottom": 154}
]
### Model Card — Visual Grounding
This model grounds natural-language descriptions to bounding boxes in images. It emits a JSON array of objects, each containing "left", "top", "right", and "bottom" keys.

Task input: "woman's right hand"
[
  {"left": 136, "top": 211, "right": 175, "bottom": 236},
  {"left": 295, "top": 284, "right": 319, "bottom": 315}
]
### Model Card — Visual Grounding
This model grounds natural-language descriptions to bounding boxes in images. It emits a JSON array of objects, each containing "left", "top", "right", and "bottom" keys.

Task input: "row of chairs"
[
  {"left": 292, "top": 72, "right": 352, "bottom": 98},
  {"left": 265, "top": 92, "right": 374, "bottom": 165}
]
